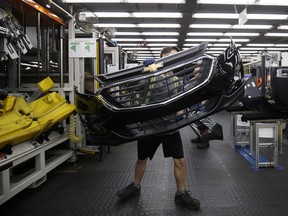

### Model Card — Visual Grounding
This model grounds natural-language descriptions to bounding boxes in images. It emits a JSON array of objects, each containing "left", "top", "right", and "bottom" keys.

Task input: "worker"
[{"left": 116, "top": 46, "right": 201, "bottom": 210}]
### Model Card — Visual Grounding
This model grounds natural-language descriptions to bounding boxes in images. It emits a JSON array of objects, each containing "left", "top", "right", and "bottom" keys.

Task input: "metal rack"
[{"left": 0, "top": 132, "right": 73, "bottom": 205}]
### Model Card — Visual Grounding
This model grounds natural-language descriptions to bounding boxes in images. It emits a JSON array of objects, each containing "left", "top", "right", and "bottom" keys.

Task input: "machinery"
[{"left": 0, "top": 6, "right": 33, "bottom": 61}]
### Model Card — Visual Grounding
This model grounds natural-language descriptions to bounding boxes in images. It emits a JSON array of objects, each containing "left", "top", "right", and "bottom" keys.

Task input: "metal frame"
[{"left": 0, "top": 132, "right": 72, "bottom": 205}]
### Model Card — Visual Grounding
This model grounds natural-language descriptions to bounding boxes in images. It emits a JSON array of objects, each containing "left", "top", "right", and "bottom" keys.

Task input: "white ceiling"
[{"left": 42, "top": 0, "right": 288, "bottom": 62}]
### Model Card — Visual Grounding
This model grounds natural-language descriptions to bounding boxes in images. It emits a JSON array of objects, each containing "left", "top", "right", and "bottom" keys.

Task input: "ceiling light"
[
  {"left": 64, "top": 0, "right": 185, "bottom": 3},
  {"left": 274, "top": 44, "right": 288, "bottom": 47},
  {"left": 208, "top": 47, "right": 226, "bottom": 50},
  {"left": 185, "top": 38, "right": 217, "bottom": 42},
  {"left": 190, "top": 24, "right": 232, "bottom": 28},
  {"left": 225, "top": 32, "right": 260, "bottom": 36},
  {"left": 266, "top": 33, "right": 288, "bottom": 37},
  {"left": 183, "top": 43, "right": 201, "bottom": 47},
  {"left": 117, "top": 43, "right": 138, "bottom": 46},
  {"left": 133, "top": 12, "right": 182, "bottom": 18},
  {"left": 193, "top": 13, "right": 237, "bottom": 19},
  {"left": 218, "top": 38, "right": 249, "bottom": 42},
  {"left": 146, "top": 43, "right": 177, "bottom": 46},
  {"left": 193, "top": 13, "right": 288, "bottom": 20},
  {"left": 123, "top": 47, "right": 163, "bottom": 50},
  {"left": 115, "top": 32, "right": 141, "bottom": 35},
  {"left": 95, "top": 12, "right": 130, "bottom": 17},
  {"left": 187, "top": 32, "right": 223, "bottom": 36},
  {"left": 240, "top": 51, "right": 259, "bottom": 53},
  {"left": 213, "top": 43, "right": 242, "bottom": 46},
  {"left": 278, "top": 25, "right": 288, "bottom": 30},
  {"left": 266, "top": 48, "right": 288, "bottom": 50},
  {"left": 145, "top": 39, "right": 178, "bottom": 42},
  {"left": 138, "top": 54, "right": 159, "bottom": 56},
  {"left": 212, "top": 43, "right": 230, "bottom": 47},
  {"left": 240, "top": 47, "right": 266, "bottom": 50},
  {"left": 115, "top": 38, "right": 144, "bottom": 41},
  {"left": 137, "top": 51, "right": 160, "bottom": 53},
  {"left": 95, "top": 12, "right": 182, "bottom": 18},
  {"left": 142, "top": 32, "right": 179, "bottom": 35},
  {"left": 247, "top": 44, "right": 274, "bottom": 46},
  {"left": 233, "top": 25, "right": 272, "bottom": 29},
  {"left": 197, "top": 0, "right": 288, "bottom": 6},
  {"left": 115, "top": 32, "right": 179, "bottom": 36}
]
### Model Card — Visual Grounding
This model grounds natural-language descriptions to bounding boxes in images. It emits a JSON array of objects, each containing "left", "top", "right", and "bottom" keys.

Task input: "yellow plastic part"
[
  {"left": 0, "top": 91, "right": 75, "bottom": 149},
  {"left": 0, "top": 96, "right": 16, "bottom": 115},
  {"left": 37, "top": 76, "right": 54, "bottom": 93}
]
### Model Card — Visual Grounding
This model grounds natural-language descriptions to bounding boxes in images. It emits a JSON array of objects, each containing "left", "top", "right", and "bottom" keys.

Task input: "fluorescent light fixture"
[
  {"left": 123, "top": 47, "right": 163, "bottom": 50},
  {"left": 224, "top": 32, "right": 260, "bottom": 36},
  {"left": 265, "top": 33, "right": 288, "bottom": 37},
  {"left": 95, "top": 12, "right": 130, "bottom": 17},
  {"left": 137, "top": 51, "right": 161, "bottom": 53},
  {"left": 213, "top": 43, "right": 241, "bottom": 48},
  {"left": 190, "top": 24, "right": 232, "bottom": 28},
  {"left": 116, "top": 32, "right": 179, "bottom": 36},
  {"left": 133, "top": 12, "right": 182, "bottom": 18},
  {"left": 218, "top": 38, "right": 249, "bottom": 42},
  {"left": 197, "top": 0, "right": 288, "bottom": 6},
  {"left": 117, "top": 43, "right": 138, "bottom": 46},
  {"left": 137, "top": 24, "right": 180, "bottom": 28},
  {"left": 275, "top": 44, "right": 288, "bottom": 47},
  {"left": 142, "top": 32, "right": 179, "bottom": 36},
  {"left": 278, "top": 25, "right": 288, "bottom": 30},
  {"left": 146, "top": 43, "right": 177, "bottom": 46},
  {"left": 115, "top": 32, "right": 141, "bottom": 35},
  {"left": 185, "top": 38, "right": 217, "bottom": 42},
  {"left": 187, "top": 32, "right": 223, "bottom": 36},
  {"left": 183, "top": 43, "right": 201, "bottom": 47},
  {"left": 95, "top": 12, "right": 182, "bottom": 18},
  {"left": 232, "top": 25, "right": 272, "bottom": 29},
  {"left": 145, "top": 39, "right": 178, "bottom": 42},
  {"left": 247, "top": 44, "right": 274, "bottom": 46},
  {"left": 137, "top": 54, "right": 159, "bottom": 56},
  {"left": 208, "top": 47, "right": 226, "bottom": 50},
  {"left": 193, "top": 13, "right": 288, "bottom": 20},
  {"left": 266, "top": 48, "right": 288, "bottom": 50},
  {"left": 64, "top": 0, "right": 185, "bottom": 3},
  {"left": 193, "top": 13, "right": 237, "bottom": 19},
  {"left": 123, "top": 47, "right": 150, "bottom": 50},
  {"left": 115, "top": 38, "right": 144, "bottom": 41},
  {"left": 240, "top": 47, "right": 266, "bottom": 50},
  {"left": 212, "top": 43, "right": 231, "bottom": 47},
  {"left": 240, "top": 51, "right": 259, "bottom": 53}
]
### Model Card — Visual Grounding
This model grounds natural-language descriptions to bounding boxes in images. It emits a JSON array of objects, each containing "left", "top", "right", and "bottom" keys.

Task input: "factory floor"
[{"left": 1, "top": 111, "right": 288, "bottom": 216}]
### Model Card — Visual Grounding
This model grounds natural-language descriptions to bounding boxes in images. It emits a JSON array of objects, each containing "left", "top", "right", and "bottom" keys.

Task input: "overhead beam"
[{"left": 177, "top": 0, "right": 198, "bottom": 49}]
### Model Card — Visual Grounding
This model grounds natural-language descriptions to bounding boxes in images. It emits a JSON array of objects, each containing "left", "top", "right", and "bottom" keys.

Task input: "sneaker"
[
  {"left": 191, "top": 137, "right": 201, "bottom": 143},
  {"left": 116, "top": 182, "right": 140, "bottom": 200},
  {"left": 174, "top": 190, "right": 200, "bottom": 210},
  {"left": 197, "top": 141, "right": 210, "bottom": 149}
]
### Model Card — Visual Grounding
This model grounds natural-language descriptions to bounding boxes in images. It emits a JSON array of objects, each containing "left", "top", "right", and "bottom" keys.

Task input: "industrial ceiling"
[{"left": 15, "top": 0, "right": 288, "bottom": 62}]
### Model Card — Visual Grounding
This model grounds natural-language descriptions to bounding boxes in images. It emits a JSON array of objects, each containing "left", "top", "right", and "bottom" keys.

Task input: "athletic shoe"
[
  {"left": 197, "top": 141, "right": 210, "bottom": 149},
  {"left": 174, "top": 190, "right": 200, "bottom": 210},
  {"left": 116, "top": 182, "right": 140, "bottom": 200},
  {"left": 191, "top": 137, "right": 201, "bottom": 143}
]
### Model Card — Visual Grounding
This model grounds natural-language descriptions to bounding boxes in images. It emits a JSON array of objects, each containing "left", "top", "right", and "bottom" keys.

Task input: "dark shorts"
[{"left": 137, "top": 131, "right": 184, "bottom": 160}]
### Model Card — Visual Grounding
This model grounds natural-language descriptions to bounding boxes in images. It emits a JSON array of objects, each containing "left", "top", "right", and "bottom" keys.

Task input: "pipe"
[{"left": 49, "top": 0, "right": 73, "bottom": 18}]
